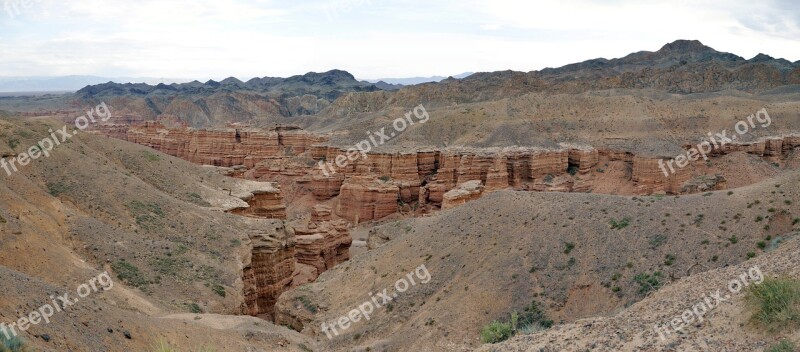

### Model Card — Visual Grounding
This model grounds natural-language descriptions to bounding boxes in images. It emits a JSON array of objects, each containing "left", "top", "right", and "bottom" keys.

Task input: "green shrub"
[
  {"left": 564, "top": 242, "right": 575, "bottom": 254},
  {"left": 480, "top": 321, "right": 513, "bottom": 344},
  {"left": 46, "top": 182, "right": 70, "bottom": 196},
  {"left": 211, "top": 284, "right": 226, "bottom": 297},
  {"left": 664, "top": 254, "right": 676, "bottom": 266},
  {"left": 6, "top": 138, "right": 19, "bottom": 150},
  {"left": 378, "top": 175, "right": 391, "bottom": 182},
  {"left": 766, "top": 340, "right": 796, "bottom": 352},
  {"left": 634, "top": 271, "right": 663, "bottom": 295},
  {"left": 112, "top": 260, "right": 149, "bottom": 288},
  {"left": 649, "top": 234, "right": 667, "bottom": 249},
  {"left": 0, "top": 334, "right": 26, "bottom": 352},
  {"left": 128, "top": 201, "right": 166, "bottom": 231},
  {"left": 747, "top": 277, "right": 800, "bottom": 332},
  {"left": 142, "top": 150, "right": 161, "bottom": 161},
  {"left": 609, "top": 217, "right": 631, "bottom": 230},
  {"left": 298, "top": 296, "right": 318, "bottom": 314},
  {"left": 187, "top": 303, "right": 203, "bottom": 314}
]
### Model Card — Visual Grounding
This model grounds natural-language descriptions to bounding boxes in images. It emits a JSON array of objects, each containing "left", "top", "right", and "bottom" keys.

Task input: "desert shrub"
[
  {"left": 128, "top": 201, "right": 166, "bottom": 231},
  {"left": 664, "top": 254, "right": 676, "bottom": 266},
  {"left": 649, "top": 234, "right": 667, "bottom": 249},
  {"left": 0, "top": 334, "right": 26, "bottom": 352},
  {"left": 187, "top": 192, "right": 211, "bottom": 207},
  {"left": 564, "top": 242, "right": 575, "bottom": 254},
  {"left": 298, "top": 296, "right": 318, "bottom": 313},
  {"left": 480, "top": 301, "right": 552, "bottom": 344},
  {"left": 766, "top": 340, "right": 796, "bottom": 352},
  {"left": 609, "top": 217, "right": 631, "bottom": 229},
  {"left": 378, "top": 175, "right": 391, "bottom": 182},
  {"left": 211, "top": 284, "right": 226, "bottom": 297},
  {"left": 46, "top": 182, "right": 70, "bottom": 196},
  {"left": 112, "top": 260, "right": 149, "bottom": 288},
  {"left": 480, "top": 321, "right": 513, "bottom": 344},
  {"left": 634, "top": 271, "right": 663, "bottom": 295},
  {"left": 142, "top": 150, "right": 161, "bottom": 161},
  {"left": 0, "top": 214, "right": 6, "bottom": 224},
  {"left": 6, "top": 138, "right": 19, "bottom": 149},
  {"left": 747, "top": 277, "right": 800, "bottom": 332},
  {"left": 186, "top": 303, "right": 203, "bottom": 313},
  {"left": 567, "top": 165, "right": 579, "bottom": 176}
]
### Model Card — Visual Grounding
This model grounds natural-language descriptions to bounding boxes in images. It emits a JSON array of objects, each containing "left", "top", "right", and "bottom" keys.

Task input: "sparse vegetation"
[
  {"left": 747, "top": 277, "right": 800, "bottom": 332},
  {"left": 564, "top": 242, "right": 575, "bottom": 254},
  {"left": 6, "top": 138, "right": 19, "bottom": 150},
  {"left": 128, "top": 200, "right": 166, "bottom": 231},
  {"left": 480, "top": 300, "right": 553, "bottom": 344},
  {"left": 0, "top": 334, "right": 26, "bottom": 352},
  {"left": 143, "top": 150, "right": 161, "bottom": 161},
  {"left": 298, "top": 296, "right": 318, "bottom": 314},
  {"left": 187, "top": 192, "right": 211, "bottom": 206},
  {"left": 664, "top": 254, "right": 676, "bottom": 266},
  {"left": 480, "top": 321, "right": 514, "bottom": 344},
  {"left": 112, "top": 260, "right": 149, "bottom": 288},
  {"left": 649, "top": 234, "right": 667, "bottom": 249},
  {"left": 765, "top": 340, "right": 796, "bottom": 352},
  {"left": 729, "top": 235, "right": 739, "bottom": 244},
  {"left": 609, "top": 217, "right": 631, "bottom": 229},
  {"left": 634, "top": 271, "right": 663, "bottom": 295},
  {"left": 211, "top": 284, "right": 226, "bottom": 297},
  {"left": 378, "top": 175, "right": 391, "bottom": 182},
  {"left": 186, "top": 303, "right": 203, "bottom": 314},
  {"left": 46, "top": 181, "right": 70, "bottom": 196}
]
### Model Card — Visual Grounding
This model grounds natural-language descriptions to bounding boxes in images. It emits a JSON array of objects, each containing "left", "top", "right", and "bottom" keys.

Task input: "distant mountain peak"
[{"left": 658, "top": 39, "right": 712, "bottom": 53}]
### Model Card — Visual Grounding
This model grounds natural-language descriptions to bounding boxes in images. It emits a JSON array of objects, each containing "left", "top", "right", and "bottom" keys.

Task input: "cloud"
[{"left": 0, "top": 0, "right": 798, "bottom": 78}]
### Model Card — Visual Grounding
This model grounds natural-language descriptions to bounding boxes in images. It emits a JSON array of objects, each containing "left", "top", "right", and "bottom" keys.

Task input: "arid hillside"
[
  {"left": 274, "top": 170, "right": 800, "bottom": 351},
  {"left": 0, "top": 117, "right": 319, "bottom": 351}
]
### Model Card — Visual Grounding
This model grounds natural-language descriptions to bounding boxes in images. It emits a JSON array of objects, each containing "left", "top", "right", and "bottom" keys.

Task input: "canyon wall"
[{"left": 93, "top": 124, "right": 800, "bottom": 218}]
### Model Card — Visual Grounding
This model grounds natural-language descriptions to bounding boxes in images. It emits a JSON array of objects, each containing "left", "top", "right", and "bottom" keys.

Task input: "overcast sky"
[{"left": 0, "top": 0, "right": 798, "bottom": 81}]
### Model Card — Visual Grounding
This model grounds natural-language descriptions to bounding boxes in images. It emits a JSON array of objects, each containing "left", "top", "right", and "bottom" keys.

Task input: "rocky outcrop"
[
  {"left": 121, "top": 122, "right": 326, "bottom": 168},
  {"left": 631, "top": 156, "right": 692, "bottom": 194},
  {"left": 241, "top": 225, "right": 296, "bottom": 320},
  {"left": 311, "top": 175, "right": 345, "bottom": 200},
  {"left": 442, "top": 180, "right": 484, "bottom": 210},
  {"left": 292, "top": 205, "right": 351, "bottom": 282},
  {"left": 336, "top": 176, "right": 399, "bottom": 224},
  {"left": 227, "top": 182, "right": 287, "bottom": 219}
]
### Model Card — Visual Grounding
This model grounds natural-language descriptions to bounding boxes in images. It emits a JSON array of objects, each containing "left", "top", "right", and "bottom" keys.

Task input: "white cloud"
[{"left": 0, "top": 0, "right": 797, "bottom": 79}]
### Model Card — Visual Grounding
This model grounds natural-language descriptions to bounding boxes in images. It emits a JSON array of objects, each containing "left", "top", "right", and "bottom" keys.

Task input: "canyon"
[{"left": 92, "top": 121, "right": 800, "bottom": 222}]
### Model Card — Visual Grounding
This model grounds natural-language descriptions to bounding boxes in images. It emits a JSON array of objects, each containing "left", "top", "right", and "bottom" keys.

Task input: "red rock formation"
[
  {"left": 241, "top": 226, "right": 295, "bottom": 320},
  {"left": 227, "top": 183, "right": 287, "bottom": 219},
  {"left": 631, "top": 156, "right": 692, "bottom": 194},
  {"left": 336, "top": 176, "right": 399, "bottom": 224},
  {"left": 530, "top": 149, "right": 569, "bottom": 180},
  {"left": 484, "top": 155, "right": 510, "bottom": 192},
  {"left": 311, "top": 175, "right": 345, "bottom": 200},
  {"left": 292, "top": 205, "right": 351, "bottom": 281},
  {"left": 442, "top": 180, "right": 484, "bottom": 210}
]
